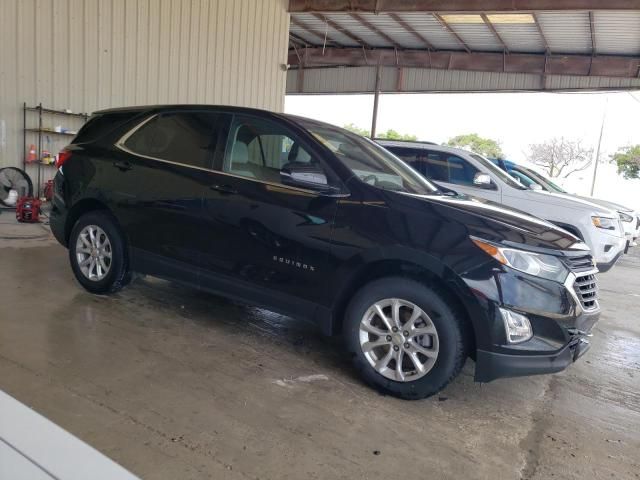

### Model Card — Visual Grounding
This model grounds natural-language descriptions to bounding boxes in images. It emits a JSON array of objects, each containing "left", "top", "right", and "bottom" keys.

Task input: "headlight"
[
  {"left": 471, "top": 238, "right": 569, "bottom": 283},
  {"left": 592, "top": 216, "right": 617, "bottom": 230},
  {"left": 618, "top": 211, "right": 634, "bottom": 223}
]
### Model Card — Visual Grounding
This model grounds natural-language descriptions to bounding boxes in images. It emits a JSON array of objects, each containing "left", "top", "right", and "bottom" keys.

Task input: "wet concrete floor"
[{"left": 1, "top": 219, "right": 639, "bottom": 479}]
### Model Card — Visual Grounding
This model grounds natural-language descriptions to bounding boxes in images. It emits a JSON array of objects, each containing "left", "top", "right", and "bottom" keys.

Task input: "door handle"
[
  {"left": 209, "top": 184, "right": 237, "bottom": 195},
  {"left": 113, "top": 160, "right": 133, "bottom": 171}
]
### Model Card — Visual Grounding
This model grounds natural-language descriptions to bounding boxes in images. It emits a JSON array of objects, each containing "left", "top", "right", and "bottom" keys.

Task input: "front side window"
[
  {"left": 123, "top": 112, "right": 219, "bottom": 169},
  {"left": 297, "top": 121, "right": 439, "bottom": 195},
  {"left": 223, "top": 115, "right": 331, "bottom": 188}
]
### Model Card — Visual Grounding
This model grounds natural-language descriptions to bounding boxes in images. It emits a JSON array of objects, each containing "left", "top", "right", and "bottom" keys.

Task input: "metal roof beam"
[
  {"left": 532, "top": 12, "right": 551, "bottom": 54},
  {"left": 589, "top": 11, "right": 597, "bottom": 55},
  {"left": 290, "top": 17, "right": 339, "bottom": 46},
  {"left": 289, "top": 0, "right": 640, "bottom": 12},
  {"left": 288, "top": 47, "right": 640, "bottom": 78},
  {"left": 311, "top": 13, "right": 370, "bottom": 47},
  {"left": 289, "top": 32, "right": 311, "bottom": 47},
  {"left": 433, "top": 13, "right": 471, "bottom": 53},
  {"left": 388, "top": 12, "right": 434, "bottom": 50},
  {"left": 481, "top": 13, "right": 509, "bottom": 53},
  {"left": 349, "top": 12, "right": 402, "bottom": 48}
]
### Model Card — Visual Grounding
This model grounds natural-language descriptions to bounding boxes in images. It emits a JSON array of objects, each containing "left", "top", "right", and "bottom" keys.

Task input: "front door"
[{"left": 198, "top": 113, "right": 341, "bottom": 315}]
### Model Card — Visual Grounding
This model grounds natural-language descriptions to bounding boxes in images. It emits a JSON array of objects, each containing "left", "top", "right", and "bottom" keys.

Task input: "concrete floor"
[{"left": 1, "top": 215, "right": 639, "bottom": 480}]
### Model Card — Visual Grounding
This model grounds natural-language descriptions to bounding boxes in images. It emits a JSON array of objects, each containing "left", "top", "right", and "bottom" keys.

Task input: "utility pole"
[
  {"left": 590, "top": 97, "right": 607, "bottom": 196},
  {"left": 370, "top": 65, "right": 382, "bottom": 140}
]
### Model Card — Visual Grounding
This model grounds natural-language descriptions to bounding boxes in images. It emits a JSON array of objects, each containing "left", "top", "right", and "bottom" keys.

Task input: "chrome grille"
[{"left": 574, "top": 272, "right": 598, "bottom": 310}]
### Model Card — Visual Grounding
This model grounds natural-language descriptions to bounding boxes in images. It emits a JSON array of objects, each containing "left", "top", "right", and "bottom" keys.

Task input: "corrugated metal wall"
[
  {"left": 287, "top": 66, "right": 640, "bottom": 94},
  {"left": 0, "top": 0, "right": 289, "bottom": 173}
]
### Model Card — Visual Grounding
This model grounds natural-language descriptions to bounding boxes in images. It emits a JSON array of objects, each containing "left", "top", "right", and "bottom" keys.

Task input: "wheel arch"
[
  {"left": 327, "top": 250, "right": 484, "bottom": 354},
  {"left": 64, "top": 198, "right": 114, "bottom": 245}
]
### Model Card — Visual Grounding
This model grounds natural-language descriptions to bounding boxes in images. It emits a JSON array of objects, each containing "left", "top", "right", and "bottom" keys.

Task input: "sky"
[{"left": 285, "top": 91, "right": 640, "bottom": 210}]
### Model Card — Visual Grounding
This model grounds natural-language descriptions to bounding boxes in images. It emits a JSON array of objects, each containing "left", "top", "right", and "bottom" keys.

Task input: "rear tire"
[
  {"left": 344, "top": 277, "right": 467, "bottom": 400},
  {"left": 68, "top": 211, "right": 130, "bottom": 294}
]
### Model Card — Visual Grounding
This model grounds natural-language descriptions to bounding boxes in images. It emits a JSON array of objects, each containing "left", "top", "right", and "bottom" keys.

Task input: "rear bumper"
[
  {"left": 475, "top": 334, "right": 591, "bottom": 383},
  {"left": 49, "top": 205, "right": 67, "bottom": 247},
  {"left": 49, "top": 175, "right": 68, "bottom": 247}
]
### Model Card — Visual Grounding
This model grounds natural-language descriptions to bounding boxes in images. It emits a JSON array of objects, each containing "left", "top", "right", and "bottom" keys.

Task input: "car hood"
[
  {"left": 523, "top": 190, "right": 617, "bottom": 217},
  {"left": 574, "top": 195, "right": 635, "bottom": 214},
  {"left": 400, "top": 192, "right": 581, "bottom": 251}
]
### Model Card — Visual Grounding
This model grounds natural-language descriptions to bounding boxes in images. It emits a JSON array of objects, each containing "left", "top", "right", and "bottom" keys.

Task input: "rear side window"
[{"left": 123, "top": 112, "right": 219, "bottom": 169}]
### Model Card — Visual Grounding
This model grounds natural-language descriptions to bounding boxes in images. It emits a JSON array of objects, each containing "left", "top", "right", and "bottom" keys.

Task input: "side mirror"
[
  {"left": 280, "top": 163, "right": 329, "bottom": 190},
  {"left": 529, "top": 183, "right": 543, "bottom": 191},
  {"left": 473, "top": 173, "right": 496, "bottom": 190}
]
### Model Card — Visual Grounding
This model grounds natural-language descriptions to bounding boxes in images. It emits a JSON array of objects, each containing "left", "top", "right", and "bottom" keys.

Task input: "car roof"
[
  {"left": 94, "top": 105, "right": 353, "bottom": 136},
  {"left": 95, "top": 104, "right": 288, "bottom": 118},
  {"left": 376, "top": 139, "right": 475, "bottom": 157}
]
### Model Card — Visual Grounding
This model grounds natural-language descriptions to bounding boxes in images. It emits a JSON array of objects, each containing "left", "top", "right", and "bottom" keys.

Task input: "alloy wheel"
[
  {"left": 75, "top": 225, "right": 113, "bottom": 281},
  {"left": 359, "top": 298, "right": 439, "bottom": 382}
]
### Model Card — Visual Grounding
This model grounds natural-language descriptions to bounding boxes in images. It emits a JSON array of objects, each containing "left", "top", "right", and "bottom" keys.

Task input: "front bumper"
[
  {"left": 597, "top": 250, "right": 623, "bottom": 272},
  {"left": 475, "top": 330, "right": 592, "bottom": 382},
  {"left": 467, "top": 263, "right": 600, "bottom": 383}
]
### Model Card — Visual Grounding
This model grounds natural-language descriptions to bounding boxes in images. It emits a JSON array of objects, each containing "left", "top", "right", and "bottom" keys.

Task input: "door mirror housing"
[
  {"left": 473, "top": 173, "right": 497, "bottom": 190},
  {"left": 280, "top": 163, "right": 337, "bottom": 193},
  {"left": 529, "top": 183, "right": 543, "bottom": 191}
]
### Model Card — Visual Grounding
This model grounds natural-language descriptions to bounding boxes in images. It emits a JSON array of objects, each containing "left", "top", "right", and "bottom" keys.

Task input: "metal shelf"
[
  {"left": 25, "top": 128, "right": 77, "bottom": 136},
  {"left": 23, "top": 102, "right": 90, "bottom": 197},
  {"left": 24, "top": 106, "right": 89, "bottom": 119}
]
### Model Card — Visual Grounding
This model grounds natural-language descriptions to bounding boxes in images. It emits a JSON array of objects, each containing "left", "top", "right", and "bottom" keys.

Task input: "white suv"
[
  {"left": 493, "top": 163, "right": 639, "bottom": 249},
  {"left": 378, "top": 140, "right": 627, "bottom": 272}
]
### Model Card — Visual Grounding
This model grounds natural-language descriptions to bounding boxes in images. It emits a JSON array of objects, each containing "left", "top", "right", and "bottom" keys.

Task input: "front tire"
[
  {"left": 68, "top": 211, "right": 130, "bottom": 294},
  {"left": 344, "top": 277, "right": 467, "bottom": 400}
]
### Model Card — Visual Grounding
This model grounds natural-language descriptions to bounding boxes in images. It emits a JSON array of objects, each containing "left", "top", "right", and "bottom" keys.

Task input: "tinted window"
[
  {"left": 75, "top": 112, "right": 138, "bottom": 143},
  {"left": 390, "top": 148, "right": 479, "bottom": 186},
  {"left": 124, "top": 112, "right": 219, "bottom": 169},
  {"left": 223, "top": 115, "right": 330, "bottom": 186}
]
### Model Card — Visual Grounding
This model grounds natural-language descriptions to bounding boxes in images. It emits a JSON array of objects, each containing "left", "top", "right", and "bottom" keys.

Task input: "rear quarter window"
[
  {"left": 73, "top": 112, "right": 139, "bottom": 144},
  {"left": 122, "top": 112, "right": 220, "bottom": 169}
]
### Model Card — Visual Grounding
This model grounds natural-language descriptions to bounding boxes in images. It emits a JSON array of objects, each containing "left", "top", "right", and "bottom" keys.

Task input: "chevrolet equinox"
[{"left": 50, "top": 105, "right": 600, "bottom": 399}]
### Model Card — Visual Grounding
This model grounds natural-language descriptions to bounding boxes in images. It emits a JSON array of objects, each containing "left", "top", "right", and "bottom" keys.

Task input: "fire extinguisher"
[{"left": 27, "top": 144, "right": 37, "bottom": 163}]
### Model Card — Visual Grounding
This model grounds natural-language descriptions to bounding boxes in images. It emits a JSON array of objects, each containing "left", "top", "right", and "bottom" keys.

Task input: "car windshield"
[
  {"left": 469, "top": 154, "right": 526, "bottom": 190},
  {"left": 520, "top": 167, "right": 567, "bottom": 193},
  {"left": 297, "top": 120, "right": 440, "bottom": 195}
]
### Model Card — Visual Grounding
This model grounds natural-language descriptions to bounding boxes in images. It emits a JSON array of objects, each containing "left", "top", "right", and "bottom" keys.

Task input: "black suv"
[{"left": 51, "top": 105, "right": 599, "bottom": 399}]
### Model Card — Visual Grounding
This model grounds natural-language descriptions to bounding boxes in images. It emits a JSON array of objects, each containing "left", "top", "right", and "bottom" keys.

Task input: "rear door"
[
  {"left": 393, "top": 147, "right": 501, "bottom": 203},
  {"left": 110, "top": 110, "right": 222, "bottom": 280},
  {"left": 197, "top": 113, "right": 341, "bottom": 316}
]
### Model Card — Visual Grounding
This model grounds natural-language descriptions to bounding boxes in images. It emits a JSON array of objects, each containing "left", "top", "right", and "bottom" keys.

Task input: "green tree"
[
  {"left": 377, "top": 129, "right": 417, "bottom": 141},
  {"left": 343, "top": 123, "right": 370, "bottom": 137},
  {"left": 611, "top": 145, "right": 640, "bottom": 179},
  {"left": 343, "top": 124, "right": 417, "bottom": 140},
  {"left": 447, "top": 133, "right": 504, "bottom": 159}
]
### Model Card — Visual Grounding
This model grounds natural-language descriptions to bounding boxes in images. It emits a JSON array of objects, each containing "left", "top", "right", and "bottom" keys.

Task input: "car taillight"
[{"left": 56, "top": 149, "right": 72, "bottom": 169}]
